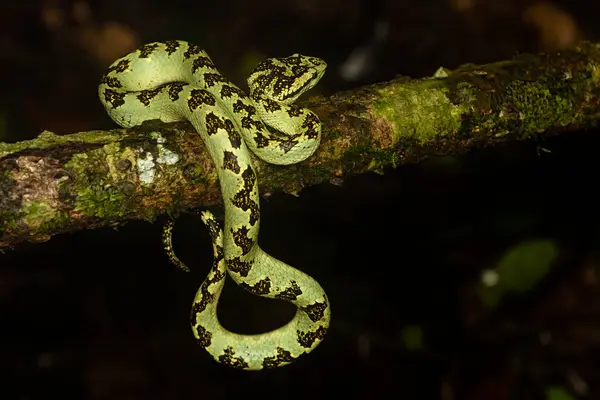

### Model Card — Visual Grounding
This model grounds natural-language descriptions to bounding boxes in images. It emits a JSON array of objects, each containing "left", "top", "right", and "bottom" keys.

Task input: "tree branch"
[{"left": 2, "top": 42, "right": 600, "bottom": 247}]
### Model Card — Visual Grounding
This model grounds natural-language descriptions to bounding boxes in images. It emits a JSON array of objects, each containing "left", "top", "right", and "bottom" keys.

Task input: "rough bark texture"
[{"left": 2, "top": 42, "right": 600, "bottom": 247}]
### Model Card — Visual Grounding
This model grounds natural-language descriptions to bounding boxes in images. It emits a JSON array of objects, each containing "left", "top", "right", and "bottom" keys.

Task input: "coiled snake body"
[{"left": 98, "top": 41, "right": 330, "bottom": 370}]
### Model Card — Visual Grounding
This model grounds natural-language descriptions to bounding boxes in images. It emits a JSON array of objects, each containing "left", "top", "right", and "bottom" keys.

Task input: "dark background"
[{"left": 2, "top": 0, "right": 600, "bottom": 399}]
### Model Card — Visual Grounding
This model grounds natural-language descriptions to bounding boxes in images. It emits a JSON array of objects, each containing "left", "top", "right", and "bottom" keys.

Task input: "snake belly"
[{"left": 98, "top": 40, "right": 331, "bottom": 370}]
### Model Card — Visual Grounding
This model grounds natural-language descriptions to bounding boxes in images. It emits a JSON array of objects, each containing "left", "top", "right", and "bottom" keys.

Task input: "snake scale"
[{"left": 98, "top": 40, "right": 331, "bottom": 370}]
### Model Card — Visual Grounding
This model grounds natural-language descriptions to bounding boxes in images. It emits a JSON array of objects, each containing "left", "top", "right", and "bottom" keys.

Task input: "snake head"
[{"left": 248, "top": 54, "right": 327, "bottom": 105}]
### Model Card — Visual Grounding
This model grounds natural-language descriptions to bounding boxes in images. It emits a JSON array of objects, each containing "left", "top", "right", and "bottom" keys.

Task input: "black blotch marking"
[
  {"left": 225, "top": 119, "right": 242, "bottom": 149},
  {"left": 301, "top": 296, "right": 328, "bottom": 322},
  {"left": 231, "top": 226, "right": 253, "bottom": 255},
  {"left": 227, "top": 257, "right": 253, "bottom": 277},
  {"left": 239, "top": 278, "right": 271, "bottom": 295},
  {"left": 222, "top": 151, "right": 240, "bottom": 173},
  {"left": 301, "top": 112, "right": 320, "bottom": 139},
  {"left": 192, "top": 56, "right": 216, "bottom": 73},
  {"left": 184, "top": 43, "right": 204, "bottom": 59},
  {"left": 189, "top": 265, "right": 225, "bottom": 317},
  {"left": 100, "top": 75, "right": 122, "bottom": 88},
  {"left": 203, "top": 215, "right": 222, "bottom": 242},
  {"left": 138, "top": 43, "right": 159, "bottom": 58},
  {"left": 107, "top": 59, "right": 130, "bottom": 74},
  {"left": 193, "top": 325, "right": 212, "bottom": 347},
  {"left": 220, "top": 85, "right": 247, "bottom": 99},
  {"left": 231, "top": 167, "right": 259, "bottom": 226},
  {"left": 164, "top": 40, "right": 181, "bottom": 55},
  {"left": 205, "top": 112, "right": 225, "bottom": 135},
  {"left": 214, "top": 245, "right": 224, "bottom": 261},
  {"left": 219, "top": 347, "right": 249, "bottom": 369},
  {"left": 232, "top": 100, "right": 256, "bottom": 115},
  {"left": 275, "top": 281, "right": 302, "bottom": 301},
  {"left": 232, "top": 100, "right": 263, "bottom": 130},
  {"left": 253, "top": 131, "right": 270, "bottom": 149},
  {"left": 167, "top": 82, "right": 186, "bottom": 101},
  {"left": 286, "top": 104, "right": 303, "bottom": 118},
  {"left": 262, "top": 347, "right": 295, "bottom": 369},
  {"left": 250, "top": 90, "right": 263, "bottom": 103},
  {"left": 188, "top": 89, "right": 216, "bottom": 111},
  {"left": 103, "top": 89, "right": 126, "bottom": 108},
  {"left": 137, "top": 87, "right": 162, "bottom": 106},
  {"left": 203, "top": 72, "right": 230, "bottom": 87},
  {"left": 297, "top": 326, "right": 327, "bottom": 348},
  {"left": 262, "top": 98, "right": 281, "bottom": 112}
]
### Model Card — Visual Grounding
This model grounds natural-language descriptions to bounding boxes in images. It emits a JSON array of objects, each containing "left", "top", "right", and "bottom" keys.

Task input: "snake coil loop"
[{"left": 99, "top": 41, "right": 330, "bottom": 370}]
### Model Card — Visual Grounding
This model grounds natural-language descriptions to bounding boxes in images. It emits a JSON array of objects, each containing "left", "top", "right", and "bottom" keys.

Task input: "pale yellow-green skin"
[{"left": 98, "top": 41, "right": 331, "bottom": 370}]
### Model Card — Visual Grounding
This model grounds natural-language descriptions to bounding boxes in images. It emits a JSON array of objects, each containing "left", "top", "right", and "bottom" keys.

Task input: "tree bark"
[{"left": 2, "top": 42, "right": 600, "bottom": 248}]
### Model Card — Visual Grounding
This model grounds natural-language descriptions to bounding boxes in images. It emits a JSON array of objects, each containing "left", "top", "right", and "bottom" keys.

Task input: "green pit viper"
[{"left": 98, "top": 40, "right": 330, "bottom": 370}]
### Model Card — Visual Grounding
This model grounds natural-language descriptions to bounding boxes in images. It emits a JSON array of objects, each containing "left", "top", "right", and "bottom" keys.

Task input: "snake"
[{"left": 98, "top": 40, "right": 331, "bottom": 370}]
